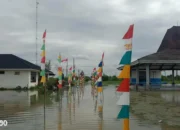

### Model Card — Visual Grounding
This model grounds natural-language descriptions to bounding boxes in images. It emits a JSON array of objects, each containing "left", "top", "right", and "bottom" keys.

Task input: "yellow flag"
[
  {"left": 118, "top": 65, "right": 130, "bottom": 78},
  {"left": 41, "top": 51, "right": 45, "bottom": 57},
  {"left": 58, "top": 71, "right": 62, "bottom": 75},
  {"left": 98, "top": 87, "right": 103, "bottom": 92},
  {"left": 123, "top": 119, "right": 129, "bottom": 130},
  {"left": 40, "top": 76, "right": 46, "bottom": 83},
  {"left": 98, "top": 67, "right": 102, "bottom": 73},
  {"left": 98, "top": 106, "right": 103, "bottom": 112}
]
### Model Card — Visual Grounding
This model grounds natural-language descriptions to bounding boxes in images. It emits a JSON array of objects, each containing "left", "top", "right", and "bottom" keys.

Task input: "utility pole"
[{"left": 35, "top": 0, "right": 39, "bottom": 65}]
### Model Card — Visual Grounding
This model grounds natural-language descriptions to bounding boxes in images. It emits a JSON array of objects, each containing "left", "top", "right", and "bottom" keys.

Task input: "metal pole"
[
  {"left": 66, "top": 60, "right": 68, "bottom": 77},
  {"left": 35, "top": 0, "right": 39, "bottom": 65},
  {"left": 44, "top": 83, "right": 46, "bottom": 130}
]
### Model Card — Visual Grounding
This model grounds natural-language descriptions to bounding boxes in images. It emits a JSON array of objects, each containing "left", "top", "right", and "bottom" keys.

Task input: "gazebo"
[{"left": 117, "top": 26, "right": 180, "bottom": 87}]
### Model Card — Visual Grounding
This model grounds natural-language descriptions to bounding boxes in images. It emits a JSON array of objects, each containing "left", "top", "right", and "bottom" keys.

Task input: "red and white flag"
[{"left": 62, "top": 58, "right": 68, "bottom": 62}]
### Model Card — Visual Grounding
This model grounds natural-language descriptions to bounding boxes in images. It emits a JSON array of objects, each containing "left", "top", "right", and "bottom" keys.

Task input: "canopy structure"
[{"left": 117, "top": 26, "right": 180, "bottom": 86}]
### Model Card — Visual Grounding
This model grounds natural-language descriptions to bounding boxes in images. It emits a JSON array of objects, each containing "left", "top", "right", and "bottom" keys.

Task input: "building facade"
[
  {"left": 0, "top": 54, "right": 55, "bottom": 88},
  {"left": 131, "top": 70, "right": 161, "bottom": 85},
  {"left": 0, "top": 70, "right": 39, "bottom": 88}
]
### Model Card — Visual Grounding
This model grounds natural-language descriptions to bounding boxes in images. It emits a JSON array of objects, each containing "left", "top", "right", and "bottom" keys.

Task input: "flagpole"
[
  {"left": 44, "top": 82, "right": 46, "bottom": 130},
  {"left": 59, "top": 52, "right": 61, "bottom": 91},
  {"left": 66, "top": 60, "right": 68, "bottom": 78},
  {"left": 35, "top": 0, "right": 39, "bottom": 65}
]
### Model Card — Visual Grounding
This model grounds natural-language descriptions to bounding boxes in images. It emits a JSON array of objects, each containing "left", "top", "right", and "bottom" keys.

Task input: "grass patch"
[{"left": 103, "top": 80, "right": 121, "bottom": 86}]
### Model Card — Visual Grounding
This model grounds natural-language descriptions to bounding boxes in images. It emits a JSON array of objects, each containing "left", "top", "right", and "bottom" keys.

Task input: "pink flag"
[
  {"left": 42, "top": 30, "right": 46, "bottom": 39},
  {"left": 69, "top": 67, "right": 72, "bottom": 71},
  {"left": 102, "top": 52, "right": 104, "bottom": 60},
  {"left": 62, "top": 58, "right": 68, "bottom": 62}
]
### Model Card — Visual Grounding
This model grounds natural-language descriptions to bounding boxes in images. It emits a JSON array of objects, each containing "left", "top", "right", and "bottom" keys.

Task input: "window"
[
  {"left": 0, "top": 71, "right": 5, "bottom": 74},
  {"left": 14, "top": 71, "right": 20, "bottom": 75},
  {"left": 31, "top": 72, "right": 36, "bottom": 82}
]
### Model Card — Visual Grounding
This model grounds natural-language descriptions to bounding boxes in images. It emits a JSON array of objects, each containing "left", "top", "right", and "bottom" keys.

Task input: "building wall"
[
  {"left": 0, "top": 70, "right": 38, "bottom": 88},
  {"left": 131, "top": 70, "right": 161, "bottom": 85}
]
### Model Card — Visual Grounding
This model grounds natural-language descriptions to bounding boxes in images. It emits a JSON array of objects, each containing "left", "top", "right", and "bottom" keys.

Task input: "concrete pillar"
[
  {"left": 136, "top": 67, "right": 139, "bottom": 85},
  {"left": 172, "top": 70, "right": 175, "bottom": 86},
  {"left": 146, "top": 64, "right": 150, "bottom": 89}
]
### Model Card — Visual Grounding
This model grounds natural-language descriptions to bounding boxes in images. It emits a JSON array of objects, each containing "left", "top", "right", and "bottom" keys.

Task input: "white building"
[{"left": 0, "top": 54, "right": 55, "bottom": 88}]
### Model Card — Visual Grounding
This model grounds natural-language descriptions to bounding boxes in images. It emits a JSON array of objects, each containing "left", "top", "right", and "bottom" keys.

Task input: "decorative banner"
[
  {"left": 116, "top": 79, "right": 130, "bottom": 92},
  {"left": 97, "top": 67, "right": 102, "bottom": 73},
  {"left": 57, "top": 53, "right": 63, "bottom": 89},
  {"left": 116, "top": 24, "right": 134, "bottom": 130},
  {"left": 122, "top": 24, "right": 134, "bottom": 39},
  {"left": 119, "top": 51, "right": 132, "bottom": 65},
  {"left": 116, "top": 92, "right": 130, "bottom": 105},
  {"left": 68, "top": 67, "right": 72, "bottom": 84},
  {"left": 62, "top": 58, "right": 68, "bottom": 62},
  {"left": 58, "top": 55, "right": 61, "bottom": 63},
  {"left": 117, "top": 65, "right": 130, "bottom": 79},
  {"left": 58, "top": 66, "right": 62, "bottom": 89},
  {"left": 117, "top": 105, "right": 129, "bottom": 119},
  {"left": 40, "top": 30, "right": 46, "bottom": 83}
]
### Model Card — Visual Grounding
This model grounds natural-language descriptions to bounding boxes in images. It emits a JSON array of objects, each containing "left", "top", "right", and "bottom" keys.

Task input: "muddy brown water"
[{"left": 0, "top": 85, "right": 179, "bottom": 130}]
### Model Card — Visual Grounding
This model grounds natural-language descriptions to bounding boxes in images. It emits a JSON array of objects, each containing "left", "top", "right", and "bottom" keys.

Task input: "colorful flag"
[
  {"left": 62, "top": 58, "right": 68, "bottom": 62},
  {"left": 116, "top": 24, "right": 134, "bottom": 130},
  {"left": 122, "top": 24, "right": 134, "bottom": 39},
  {"left": 58, "top": 66, "right": 63, "bottom": 89},
  {"left": 58, "top": 54, "right": 61, "bottom": 63},
  {"left": 43, "top": 30, "right": 46, "bottom": 39},
  {"left": 40, "top": 30, "right": 46, "bottom": 84}
]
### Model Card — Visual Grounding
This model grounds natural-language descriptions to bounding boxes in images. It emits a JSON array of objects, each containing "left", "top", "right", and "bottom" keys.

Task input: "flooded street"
[{"left": 0, "top": 85, "right": 179, "bottom": 130}]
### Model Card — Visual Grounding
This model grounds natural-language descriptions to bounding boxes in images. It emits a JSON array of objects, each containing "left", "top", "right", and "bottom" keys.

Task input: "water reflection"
[
  {"left": 0, "top": 91, "right": 38, "bottom": 117},
  {"left": 161, "top": 91, "right": 180, "bottom": 105},
  {"left": 0, "top": 86, "right": 179, "bottom": 130},
  {"left": 58, "top": 90, "right": 62, "bottom": 130}
]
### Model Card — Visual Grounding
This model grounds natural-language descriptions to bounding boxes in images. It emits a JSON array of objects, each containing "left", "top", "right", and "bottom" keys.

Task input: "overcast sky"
[{"left": 1, "top": 0, "right": 180, "bottom": 76}]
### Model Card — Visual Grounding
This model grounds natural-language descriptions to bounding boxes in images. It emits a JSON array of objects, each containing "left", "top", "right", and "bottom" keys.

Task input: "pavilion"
[{"left": 117, "top": 26, "right": 180, "bottom": 87}]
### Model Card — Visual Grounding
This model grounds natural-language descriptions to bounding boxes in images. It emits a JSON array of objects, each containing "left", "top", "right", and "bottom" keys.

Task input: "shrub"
[
  {"left": 46, "top": 77, "right": 58, "bottom": 90},
  {"left": 0, "top": 87, "right": 6, "bottom": 90},
  {"left": 15, "top": 86, "right": 22, "bottom": 90}
]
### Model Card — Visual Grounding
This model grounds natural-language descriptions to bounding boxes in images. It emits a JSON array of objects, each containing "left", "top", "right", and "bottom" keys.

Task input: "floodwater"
[{"left": 0, "top": 85, "right": 179, "bottom": 130}]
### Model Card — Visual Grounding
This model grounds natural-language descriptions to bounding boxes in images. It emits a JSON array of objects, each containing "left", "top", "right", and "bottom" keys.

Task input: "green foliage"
[
  {"left": 46, "top": 77, "right": 58, "bottom": 90},
  {"left": 102, "top": 74, "right": 109, "bottom": 81},
  {"left": 85, "top": 76, "right": 90, "bottom": 82},
  {"left": 109, "top": 75, "right": 119, "bottom": 81}
]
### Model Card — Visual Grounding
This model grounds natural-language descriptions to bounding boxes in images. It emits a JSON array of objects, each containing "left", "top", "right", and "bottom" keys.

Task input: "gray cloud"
[{"left": 1, "top": 0, "right": 180, "bottom": 76}]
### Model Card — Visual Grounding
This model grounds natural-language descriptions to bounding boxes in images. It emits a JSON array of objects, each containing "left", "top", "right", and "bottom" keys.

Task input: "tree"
[
  {"left": 102, "top": 73, "right": 108, "bottom": 81},
  {"left": 45, "top": 60, "right": 51, "bottom": 70}
]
